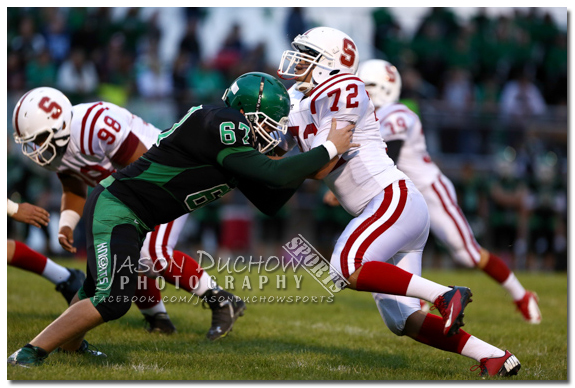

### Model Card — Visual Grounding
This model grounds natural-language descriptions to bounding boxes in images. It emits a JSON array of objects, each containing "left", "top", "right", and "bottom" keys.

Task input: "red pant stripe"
[
  {"left": 339, "top": 181, "right": 396, "bottom": 278},
  {"left": 432, "top": 180, "right": 479, "bottom": 264},
  {"left": 437, "top": 175, "right": 482, "bottom": 255},
  {"left": 354, "top": 180, "right": 408, "bottom": 270},
  {"left": 161, "top": 221, "right": 174, "bottom": 261}
]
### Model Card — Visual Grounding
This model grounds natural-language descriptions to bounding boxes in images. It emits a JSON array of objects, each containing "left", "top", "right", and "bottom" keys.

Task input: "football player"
[
  {"left": 7, "top": 71, "right": 357, "bottom": 366},
  {"left": 357, "top": 59, "right": 541, "bottom": 324},
  {"left": 7, "top": 198, "right": 85, "bottom": 304},
  {"left": 10, "top": 86, "right": 244, "bottom": 339},
  {"left": 276, "top": 27, "right": 520, "bottom": 377}
]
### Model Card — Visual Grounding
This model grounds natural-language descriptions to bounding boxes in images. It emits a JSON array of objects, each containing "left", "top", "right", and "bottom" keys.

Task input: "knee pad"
[
  {"left": 381, "top": 313, "right": 407, "bottom": 336},
  {"left": 373, "top": 294, "right": 419, "bottom": 336}
]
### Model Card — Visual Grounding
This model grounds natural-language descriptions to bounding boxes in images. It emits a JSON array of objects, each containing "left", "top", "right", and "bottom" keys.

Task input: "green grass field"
[{"left": 7, "top": 259, "right": 567, "bottom": 380}]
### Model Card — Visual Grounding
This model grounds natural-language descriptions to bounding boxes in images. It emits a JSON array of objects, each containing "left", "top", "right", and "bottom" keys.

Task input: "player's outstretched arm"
[
  {"left": 8, "top": 199, "right": 50, "bottom": 228},
  {"left": 238, "top": 178, "right": 301, "bottom": 216},
  {"left": 57, "top": 174, "right": 88, "bottom": 253}
]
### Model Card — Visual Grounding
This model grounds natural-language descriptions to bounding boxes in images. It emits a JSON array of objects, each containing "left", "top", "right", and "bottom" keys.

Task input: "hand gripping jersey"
[
  {"left": 376, "top": 103, "right": 441, "bottom": 190},
  {"left": 53, "top": 101, "right": 161, "bottom": 187},
  {"left": 279, "top": 74, "right": 407, "bottom": 216}
]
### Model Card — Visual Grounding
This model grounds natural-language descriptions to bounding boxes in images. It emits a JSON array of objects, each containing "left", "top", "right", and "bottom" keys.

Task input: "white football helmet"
[
  {"left": 278, "top": 27, "right": 359, "bottom": 93},
  {"left": 358, "top": 59, "right": 402, "bottom": 109},
  {"left": 12, "top": 87, "right": 72, "bottom": 167}
]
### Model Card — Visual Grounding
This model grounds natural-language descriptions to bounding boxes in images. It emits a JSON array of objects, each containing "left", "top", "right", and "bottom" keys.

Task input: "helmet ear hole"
[{"left": 329, "top": 70, "right": 340, "bottom": 76}]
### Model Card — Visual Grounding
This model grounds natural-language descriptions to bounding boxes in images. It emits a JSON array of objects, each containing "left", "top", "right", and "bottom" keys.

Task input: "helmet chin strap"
[
  {"left": 295, "top": 81, "right": 314, "bottom": 94},
  {"left": 295, "top": 64, "right": 317, "bottom": 95}
]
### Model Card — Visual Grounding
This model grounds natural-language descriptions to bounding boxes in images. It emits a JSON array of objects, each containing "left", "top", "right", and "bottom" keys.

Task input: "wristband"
[
  {"left": 7, "top": 199, "right": 18, "bottom": 217},
  {"left": 59, "top": 209, "right": 81, "bottom": 231},
  {"left": 322, "top": 140, "right": 338, "bottom": 159}
]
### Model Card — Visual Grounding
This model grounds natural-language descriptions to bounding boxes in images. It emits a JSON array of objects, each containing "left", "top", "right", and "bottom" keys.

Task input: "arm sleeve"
[
  {"left": 218, "top": 146, "right": 330, "bottom": 188},
  {"left": 237, "top": 178, "right": 301, "bottom": 216},
  {"left": 385, "top": 140, "right": 404, "bottom": 164}
]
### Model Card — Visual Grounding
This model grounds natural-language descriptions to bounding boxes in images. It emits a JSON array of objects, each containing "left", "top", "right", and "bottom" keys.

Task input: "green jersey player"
[{"left": 8, "top": 72, "right": 357, "bottom": 366}]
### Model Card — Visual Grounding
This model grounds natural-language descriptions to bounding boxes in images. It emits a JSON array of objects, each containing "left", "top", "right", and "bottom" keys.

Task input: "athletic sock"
[
  {"left": 415, "top": 313, "right": 505, "bottom": 361},
  {"left": 483, "top": 252, "right": 526, "bottom": 301},
  {"left": 134, "top": 275, "right": 164, "bottom": 311},
  {"left": 42, "top": 259, "right": 72, "bottom": 284},
  {"left": 461, "top": 336, "right": 506, "bottom": 361},
  {"left": 415, "top": 313, "right": 471, "bottom": 354},
  {"left": 139, "top": 300, "right": 168, "bottom": 317},
  {"left": 502, "top": 273, "right": 527, "bottom": 301},
  {"left": 356, "top": 261, "right": 450, "bottom": 302},
  {"left": 163, "top": 251, "right": 212, "bottom": 296},
  {"left": 10, "top": 241, "right": 70, "bottom": 284}
]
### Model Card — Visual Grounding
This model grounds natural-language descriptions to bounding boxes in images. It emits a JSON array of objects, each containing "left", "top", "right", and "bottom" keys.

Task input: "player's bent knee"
[
  {"left": 451, "top": 249, "right": 477, "bottom": 268},
  {"left": 383, "top": 316, "right": 407, "bottom": 336},
  {"left": 95, "top": 297, "right": 133, "bottom": 322}
]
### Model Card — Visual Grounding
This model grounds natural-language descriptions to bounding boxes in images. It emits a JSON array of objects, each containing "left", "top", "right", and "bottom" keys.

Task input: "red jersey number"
[
  {"left": 97, "top": 116, "right": 123, "bottom": 145},
  {"left": 384, "top": 116, "right": 407, "bottom": 135},
  {"left": 327, "top": 83, "right": 360, "bottom": 112}
]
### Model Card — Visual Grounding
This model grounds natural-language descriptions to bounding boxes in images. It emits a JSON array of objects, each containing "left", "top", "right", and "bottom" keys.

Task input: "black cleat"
[
  {"left": 56, "top": 340, "right": 107, "bottom": 358},
  {"left": 55, "top": 268, "right": 86, "bottom": 304},
  {"left": 143, "top": 312, "right": 177, "bottom": 334},
  {"left": 432, "top": 286, "right": 473, "bottom": 337},
  {"left": 203, "top": 287, "right": 246, "bottom": 341}
]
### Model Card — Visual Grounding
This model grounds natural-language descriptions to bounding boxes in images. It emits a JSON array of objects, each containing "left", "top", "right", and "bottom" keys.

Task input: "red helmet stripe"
[
  {"left": 303, "top": 28, "right": 318, "bottom": 36},
  {"left": 14, "top": 90, "right": 33, "bottom": 137}
]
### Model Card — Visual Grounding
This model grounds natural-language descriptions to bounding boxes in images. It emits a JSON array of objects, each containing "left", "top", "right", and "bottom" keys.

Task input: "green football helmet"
[{"left": 222, "top": 72, "right": 290, "bottom": 153}]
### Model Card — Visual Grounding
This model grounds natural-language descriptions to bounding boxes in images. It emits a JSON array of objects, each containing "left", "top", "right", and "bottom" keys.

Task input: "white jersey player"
[
  {"left": 358, "top": 59, "right": 541, "bottom": 325},
  {"left": 277, "top": 27, "right": 520, "bottom": 377},
  {"left": 12, "top": 87, "right": 245, "bottom": 339}
]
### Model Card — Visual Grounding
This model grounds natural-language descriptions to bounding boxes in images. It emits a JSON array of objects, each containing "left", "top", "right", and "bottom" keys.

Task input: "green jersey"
[{"left": 106, "top": 104, "right": 331, "bottom": 228}]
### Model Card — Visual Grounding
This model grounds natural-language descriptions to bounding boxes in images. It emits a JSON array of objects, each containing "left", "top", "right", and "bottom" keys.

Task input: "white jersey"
[
  {"left": 280, "top": 74, "right": 406, "bottom": 216},
  {"left": 53, "top": 101, "right": 161, "bottom": 186},
  {"left": 377, "top": 103, "right": 441, "bottom": 190}
]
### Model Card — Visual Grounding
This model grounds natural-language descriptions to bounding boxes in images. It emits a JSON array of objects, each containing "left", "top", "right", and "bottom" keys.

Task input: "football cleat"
[
  {"left": 56, "top": 340, "right": 107, "bottom": 358},
  {"left": 8, "top": 344, "right": 48, "bottom": 367},
  {"left": 515, "top": 291, "right": 541, "bottom": 324},
  {"left": 143, "top": 312, "right": 177, "bottom": 334},
  {"left": 203, "top": 287, "right": 246, "bottom": 341},
  {"left": 55, "top": 268, "right": 86, "bottom": 304},
  {"left": 432, "top": 286, "right": 473, "bottom": 337},
  {"left": 470, "top": 350, "right": 521, "bottom": 377}
]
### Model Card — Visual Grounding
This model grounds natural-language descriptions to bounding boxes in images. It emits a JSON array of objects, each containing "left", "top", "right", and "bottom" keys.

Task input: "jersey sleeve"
[
  {"left": 219, "top": 145, "right": 331, "bottom": 188},
  {"left": 310, "top": 78, "right": 365, "bottom": 149},
  {"left": 379, "top": 109, "right": 416, "bottom": 142}
]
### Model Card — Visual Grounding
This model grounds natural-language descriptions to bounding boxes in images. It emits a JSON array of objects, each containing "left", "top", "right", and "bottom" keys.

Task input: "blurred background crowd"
[{"left": 6, "top": 7, "right": 567, "bottom": 272}]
